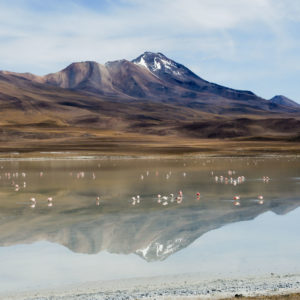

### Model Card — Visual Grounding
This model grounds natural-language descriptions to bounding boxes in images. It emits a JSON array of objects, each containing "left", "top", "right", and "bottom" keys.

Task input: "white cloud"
[{"left": 0, "top": 0, "right": 299, "bottom": 100}]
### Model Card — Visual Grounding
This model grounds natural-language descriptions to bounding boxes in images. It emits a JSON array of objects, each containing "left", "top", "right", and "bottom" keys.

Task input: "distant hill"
[{"left": 270, "top": 95, "right": 300, "bottom": 108}]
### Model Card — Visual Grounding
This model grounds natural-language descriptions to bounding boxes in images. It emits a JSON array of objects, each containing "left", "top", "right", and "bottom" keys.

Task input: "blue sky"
[{"left": 0, "top": 0, "right": 299, "bottom": 102}]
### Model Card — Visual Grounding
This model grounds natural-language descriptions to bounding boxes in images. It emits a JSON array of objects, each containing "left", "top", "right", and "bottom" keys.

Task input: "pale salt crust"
[
  {"left": 0, "top": 153, "right": 299, "bottom": 161},
  {"left": 2, "top": 273, "right": 300, "bottom": 300}
]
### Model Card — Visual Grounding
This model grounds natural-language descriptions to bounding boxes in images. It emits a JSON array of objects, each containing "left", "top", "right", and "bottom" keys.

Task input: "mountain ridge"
[
  {"left": 1, "top": 52, "right": 299, "bottom": 111},
  {"left": 270, "top": 95, "right": 300, "bottom": 108},
  {"left": 0, "top": 51, "right": 300, "bottom": 152}
]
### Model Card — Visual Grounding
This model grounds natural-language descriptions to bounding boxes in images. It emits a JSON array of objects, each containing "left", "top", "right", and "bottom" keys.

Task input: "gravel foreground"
[{"left": 2, "top": 273, "right": 300, "bottom": 300}]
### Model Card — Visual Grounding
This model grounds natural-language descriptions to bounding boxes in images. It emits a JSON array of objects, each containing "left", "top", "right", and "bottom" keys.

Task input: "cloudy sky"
[{"left": 0, "top": 0, "right": 299, "bottom": 101}]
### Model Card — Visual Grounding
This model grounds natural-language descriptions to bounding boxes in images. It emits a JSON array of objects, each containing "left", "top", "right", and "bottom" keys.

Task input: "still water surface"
[{"left": 0, "top": 157, "right": 299, "bottom": 293}]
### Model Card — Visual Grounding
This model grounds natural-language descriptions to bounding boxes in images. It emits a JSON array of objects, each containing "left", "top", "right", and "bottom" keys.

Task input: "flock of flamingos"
[
  {"left": 132, "top": 169, "right": 269, "bottom": 207},
  {"left": 0, "top": 164, "right": 270, "bottom": 209}
]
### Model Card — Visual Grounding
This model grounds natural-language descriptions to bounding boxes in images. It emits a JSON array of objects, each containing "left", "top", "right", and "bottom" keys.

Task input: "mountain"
[
  {"left": 2, "top": 52, "right": 298, "bottom": 114},
  {"left": 270, "top": 95, "right": 300, "bottom": 108},
  {"left": 132, "top": 52, "right": 258, "bottom": 102},
  {"left": 0, "top": 52, "right": 300, "bottom": 152}
]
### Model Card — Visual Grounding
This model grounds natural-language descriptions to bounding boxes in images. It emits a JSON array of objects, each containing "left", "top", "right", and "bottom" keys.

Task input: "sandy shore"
[{"left": 2, "top": 273, "right": 300, "bottom": 300}]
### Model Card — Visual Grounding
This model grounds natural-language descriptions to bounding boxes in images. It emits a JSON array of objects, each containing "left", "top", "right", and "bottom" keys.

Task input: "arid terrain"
[{"left": 0, "top": 52, "right": 300, "bottom": 155}]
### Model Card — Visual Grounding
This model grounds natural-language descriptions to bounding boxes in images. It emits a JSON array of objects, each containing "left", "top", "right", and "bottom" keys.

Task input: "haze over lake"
[{"left": 0, "top": 157, "right": 299, "bottom": 294}]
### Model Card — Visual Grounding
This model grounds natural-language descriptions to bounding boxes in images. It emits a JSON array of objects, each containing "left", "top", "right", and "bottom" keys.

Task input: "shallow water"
[{"left": 0, "top": 157, "right": 299, "bottom": 293}]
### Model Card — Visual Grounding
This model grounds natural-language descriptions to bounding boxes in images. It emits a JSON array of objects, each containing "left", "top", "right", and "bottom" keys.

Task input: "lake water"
[{"left": 0, "top": 156, "right": 299, "bottom": 294}]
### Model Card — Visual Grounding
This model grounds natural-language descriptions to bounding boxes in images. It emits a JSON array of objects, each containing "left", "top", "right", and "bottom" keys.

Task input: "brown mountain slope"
[
  {"left": 0, "top": 53, "right": 300, "bottom": 154},
  {"left": 2, "top": 52, "right": 300, "bottom": 115}
]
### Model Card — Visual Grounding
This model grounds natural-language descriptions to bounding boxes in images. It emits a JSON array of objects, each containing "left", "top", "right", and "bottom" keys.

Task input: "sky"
[{"left": 0, "top": 0, "right": 299, "bottom": 102}]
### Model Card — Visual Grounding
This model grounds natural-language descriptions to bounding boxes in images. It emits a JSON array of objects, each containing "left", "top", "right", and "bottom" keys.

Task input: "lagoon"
[{"left": 0, "top": 157, "right": 299, "bottom": 294}]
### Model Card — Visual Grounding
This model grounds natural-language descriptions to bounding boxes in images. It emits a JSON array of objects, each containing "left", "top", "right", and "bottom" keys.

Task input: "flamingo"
[
  {"left": 169, "top": 193, "right": 174, "bottom": 202},
  {"left": 47, "top": 197, "right": 53, "bottom": 207},
  {"left": 176, "top": 197, "right": 183, "bottom": 204},
  {"left": 132, "top": 196, "right": 136, "bottom": 205},
  {"left": 96, "top": 196, "right": 100, "bottom": 206},
  {"left": 30, "top": 197, "right": 36, "bottom": 208},
  {"left": 157, "top": 194, "right": 162, "bottom": 203}
]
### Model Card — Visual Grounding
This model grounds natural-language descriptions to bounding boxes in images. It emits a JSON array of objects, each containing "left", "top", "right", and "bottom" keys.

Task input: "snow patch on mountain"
[
  {"left": 154, "top": 58, "right": 161, "bottom": 70},
  {"left": 136, "top": 57, "right": 148, "bottom": 69},
  {"left": 133, "top": 52, "right": 184, "bottom": 78}
]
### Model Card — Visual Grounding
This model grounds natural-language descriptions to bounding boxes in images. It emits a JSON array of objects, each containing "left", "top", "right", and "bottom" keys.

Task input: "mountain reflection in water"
[{"left": 0, "top": 157, "right": 299, "bottom": 262}]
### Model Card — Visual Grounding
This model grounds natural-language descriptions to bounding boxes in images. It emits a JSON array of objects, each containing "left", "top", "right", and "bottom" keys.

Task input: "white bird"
[
  {"left": 176, "top": 197, "right": 183, "bottom": 204},
  {"left": 132, "top": 196, "right": 136, "bottom": 205}
]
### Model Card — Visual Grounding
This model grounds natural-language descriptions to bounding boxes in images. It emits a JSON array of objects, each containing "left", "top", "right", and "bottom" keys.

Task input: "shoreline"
[
  {"left": 0, "top": 151, "right": 299, "bottom": 161},
  {"left": 0, "top": 137, "right": 300, "bottom": 159},
  {"left": 3, "top": 273, "right": 300, "bottom": 300}
]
